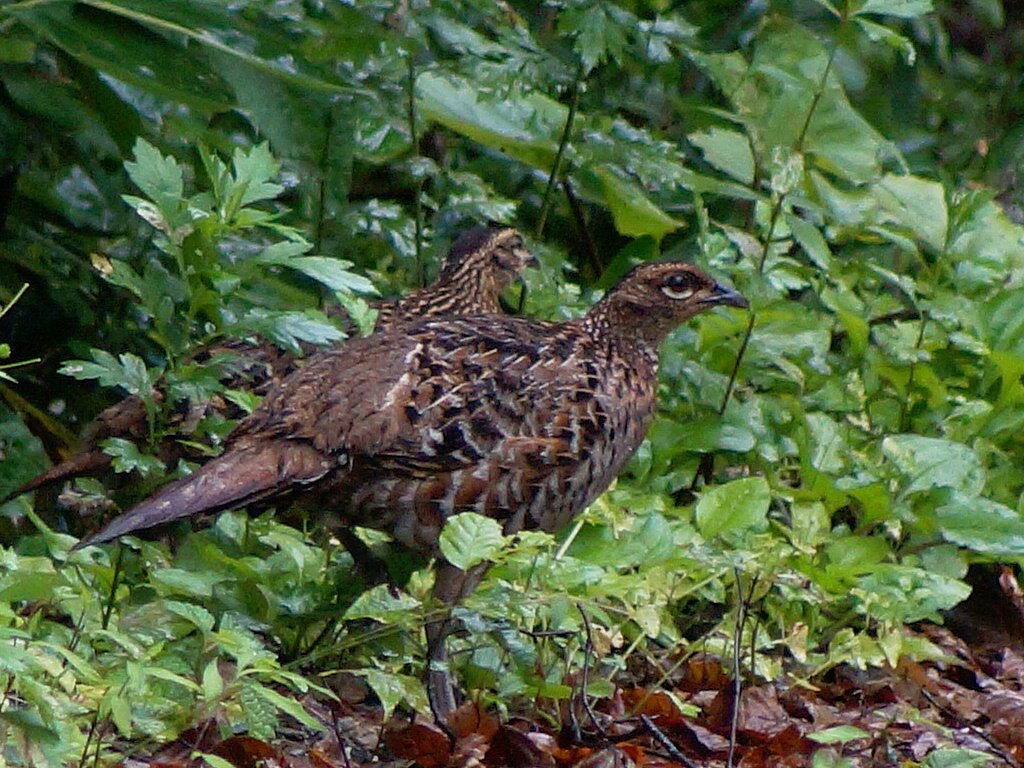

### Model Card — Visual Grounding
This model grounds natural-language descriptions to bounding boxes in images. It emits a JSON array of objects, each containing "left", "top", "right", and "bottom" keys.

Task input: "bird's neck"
[{"left": 578, "top": 301, "right": 663, "bottom": 371}]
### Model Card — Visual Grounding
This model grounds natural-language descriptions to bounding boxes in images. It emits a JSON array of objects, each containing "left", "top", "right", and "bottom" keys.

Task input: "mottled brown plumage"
[
  {"left": 71, "top": 261, "right": 746, "bottom": 718},
  {"left": 4, "top": 225, "right": 535, "bottom": 505}
]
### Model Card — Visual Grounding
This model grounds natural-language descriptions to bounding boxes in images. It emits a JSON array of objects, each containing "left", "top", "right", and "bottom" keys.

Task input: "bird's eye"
[{"left": 661, "top": 272, "right": 696, "bottom": 300}]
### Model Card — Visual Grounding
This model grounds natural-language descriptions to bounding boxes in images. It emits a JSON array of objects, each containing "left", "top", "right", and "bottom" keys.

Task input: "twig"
[
  {"left": 576, "top": 603, "right": 608, "bottom": 738},
  {"left": 101, "top": 544, "right": 126, "bottom": 631},
  {"left": 919, "top": 689, "right": 1017, "bottom": 767},
  {"left": 640, "top": 714, "right": 698, "bottom": 768},
  {"left": 331, "top": 710, "right": 354, "bottom": 768},
  {"left": 537, "top": 64, "right": 583, "bottom": 238},
  {"left": 727, "top": 568, "right": 747, "bottom": 768}
]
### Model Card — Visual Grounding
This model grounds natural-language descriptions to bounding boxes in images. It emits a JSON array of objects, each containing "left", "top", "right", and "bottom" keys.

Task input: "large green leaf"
[
  {"left": 881, "top": 435, "right": 985, "bottom": 496},
  {"left": 592, "top": 166, "right": 682, "bottom": 241},
  {"left": 695, "top": 477, "right": 770, "bottom": 539},
  {"left": 438, "top": 512, "right": 505, "bottom": 570},
  {"left": 416, "top": 71, "right": 559, "bottom": 170},
  {"left": 937, "top": 496, "right": 1024, "bottom": 556},
  {"left": 6, "top": 2, "right": 233, "bottom": 111}
]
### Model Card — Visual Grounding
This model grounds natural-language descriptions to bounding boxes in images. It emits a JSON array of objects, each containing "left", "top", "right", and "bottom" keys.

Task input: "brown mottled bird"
[
  {"left": 72, "top": 260, "right": 747, "bottom": 718},
  {"left": 4, "top": 225, "right": 535, "bottom": 506}
]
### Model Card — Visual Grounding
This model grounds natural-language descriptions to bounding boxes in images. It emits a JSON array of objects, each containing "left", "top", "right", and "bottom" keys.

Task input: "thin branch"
[
  {"left": 726, "top": 568, "right": 747, "bottom": 768},
  {"left": 537, "top": 65, "right": 583, "bottom": 238},
  {"left": 713, "top": 36, "right": 842, "bottom": 446},
  {"left": 101, "top": 544, "right": 125, "bottom": 631},
  {"left": 576, "top": 603, "right": 608, "bottom": 738},
  {"left": 640, "top": 714, "right": 698, "bottom": 768},
  {"left": 899, "top": 314, "right": 928, "bottom": 433}
]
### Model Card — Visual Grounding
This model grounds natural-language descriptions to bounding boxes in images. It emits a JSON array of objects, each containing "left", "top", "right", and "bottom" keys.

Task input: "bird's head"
[
  {"left": 596, "top": 261, "right": 748, "bottom": 345},
  {"left": 437, "top": 225, "right": 538, "bottom": 294}
]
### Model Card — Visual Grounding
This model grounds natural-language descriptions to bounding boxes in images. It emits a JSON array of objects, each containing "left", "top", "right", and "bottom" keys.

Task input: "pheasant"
[
  {"left": 4, "top": 225, "right": 535, "bottom": 506},
  {"left": 72, "top": 260, "right": 747, "bottom": 719}
]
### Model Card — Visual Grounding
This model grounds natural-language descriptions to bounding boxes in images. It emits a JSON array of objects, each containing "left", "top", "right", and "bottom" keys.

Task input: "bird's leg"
[{"left": 426, "top": 559, "right": 489, "bottom": 726}]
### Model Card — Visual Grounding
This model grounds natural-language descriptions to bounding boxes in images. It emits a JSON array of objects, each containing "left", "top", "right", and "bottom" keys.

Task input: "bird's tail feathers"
[
  {"left": 2, "top": 449, "right": 112, "bottom": 506},
  {"left": 72, "top": 442, "right": 330, "bottom": 550}
]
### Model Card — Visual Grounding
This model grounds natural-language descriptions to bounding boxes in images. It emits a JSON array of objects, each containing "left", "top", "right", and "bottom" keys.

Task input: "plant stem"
[{"left": 537, "top": 65, "right": 583, "bottom": 238}]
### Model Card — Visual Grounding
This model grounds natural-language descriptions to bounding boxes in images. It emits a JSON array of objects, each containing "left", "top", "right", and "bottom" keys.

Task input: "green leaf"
[
  {"left": 786, "top": 213, "right": 832, "bottom": 271},
  {"left": 807, "top": 725, "right": 869, "bottom": 744},
  {"left": 438, "top": 513, "right": 505, "bottom": 570},
  {"left": 695, "top": 477, "right": 770, "bottom": 539},
  {"left": 853, "top": 18, "right": 916, "bottom": 64},
  {"left": 150, "top": 567, "right": 224, "bottom": 598},
  {"left": 416, "top": 72, "right": 559, "bottom": 170},
  {"left": 689, "top": 128, "right": 754, "bottom": 185},
  {"left": 58, "top": 350, "right": 159, "bottom": 397},
  {"left": 100, "top": 438, "right": 165, "bottom": 478},
  {"left": 881, "top": 435, "right": 985, "bottom": 495},
  {"left": 922, "top": 749, "right": 998, "bottom": 768},
  {"left": 875, "top": 174, "right": 948, "bottom": 252},
  {"left": 852, "top": 0, "right": 934, "bottom": 19},
  {"left": 344, "top": 584, "right": 421, "bottom": 622},
  {"left": 359, "top": 668, "right": 427, "bottom": 721},
  {"left": 249, "top": 682, "right": 325, "bottom": 732},
  {"left": 163, "top": 600, "right": 216, "bottom": 632},
  {"left": 5, "top": 2, "right": 235, "bottom": 112},
  {"left": 241, "top": 309, "right": 346, "bottom": 351},
  {"left": 558, "top": 3, "right": 628, "bottom": 74},
  {"left": 592, "top": 165, "right": 682, "bottom": 241},
  {"left": 0, "top": 572, "right": 64, "bottom": 602},
  {"left": 937, "top": 496, "right": 1024, "bottom": 556},
  {"left": 125, "top": 138, "right": 183, "bottom": 206},
  {"left": 855, "top": 566, "right": 970, "bottom": 624},
  {"left": 230, "top": 143, "right": 283, "bottom": 207},
  {"left": 283, "top": 257, "right": 378, "bottom": 295}
]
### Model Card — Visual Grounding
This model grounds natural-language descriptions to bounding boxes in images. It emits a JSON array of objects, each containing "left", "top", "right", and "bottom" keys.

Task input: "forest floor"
[{"left": 117, "top": 567, "right": 1024, "bottom": 768}]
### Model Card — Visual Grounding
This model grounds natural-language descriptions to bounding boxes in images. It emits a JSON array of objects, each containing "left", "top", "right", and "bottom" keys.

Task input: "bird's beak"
[
  {"left": 708, "top": 282, "right": 749, "bottom": 309},
  {"left": 519, "top": 248, "right": 541, "bottom": 271}
]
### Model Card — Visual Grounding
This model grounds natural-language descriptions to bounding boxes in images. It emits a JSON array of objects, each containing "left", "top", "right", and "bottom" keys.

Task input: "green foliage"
[{"left": 2, "top": 0, "right": 1024, "bottom": 761}]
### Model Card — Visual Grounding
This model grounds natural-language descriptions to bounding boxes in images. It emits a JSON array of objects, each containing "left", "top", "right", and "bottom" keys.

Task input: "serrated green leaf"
[
  {"left": 360, "top": 668, "right": 426, "bottom": 721},
  {"left": 438, "top": 513, "right": 505, "bottom": 570},
  {"left": 230, "top": 143, "right": 283, "bottom": 207},
  {"left": 250, "top": 681, "right": 324, "bottom": 731},
  {"left": 284, "top": 257, "right": 378, "bottom": 294},
  {"left": 100, "top": 438, "right": 165, "bottom": 478},
  {"left": 695, "top": 477, "right": 770, "bottom": 539},
  {"left": 125, "top": 138, "right": 183, "bottom": 205},
  {"left": 558, "top": 4, "right": 628, "bottom": 74}
]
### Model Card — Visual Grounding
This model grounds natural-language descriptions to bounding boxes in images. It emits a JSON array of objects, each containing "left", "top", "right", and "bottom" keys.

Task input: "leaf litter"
[{"left": 117, "top": 569, "right": 1024, "bottom": 768}]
